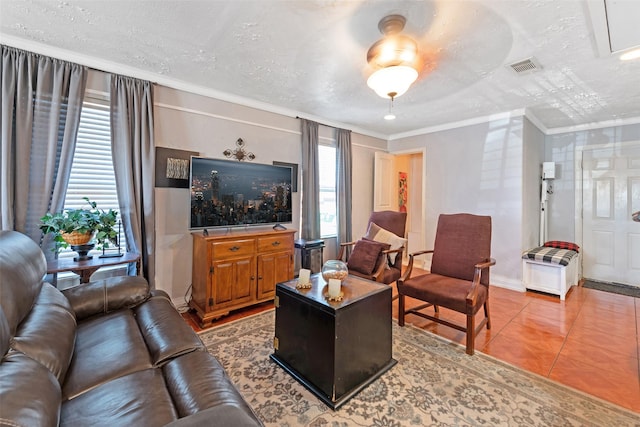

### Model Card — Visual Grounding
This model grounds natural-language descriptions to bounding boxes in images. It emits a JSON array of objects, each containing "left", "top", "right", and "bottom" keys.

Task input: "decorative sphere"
[{"left": 322, "top": 260, "right": 348, "bottom": 282}]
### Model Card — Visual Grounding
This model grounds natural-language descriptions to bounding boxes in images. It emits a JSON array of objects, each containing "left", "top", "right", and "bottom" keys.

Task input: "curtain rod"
[{"left": 295, "top": 116, "right": 351, "bottom": 132}]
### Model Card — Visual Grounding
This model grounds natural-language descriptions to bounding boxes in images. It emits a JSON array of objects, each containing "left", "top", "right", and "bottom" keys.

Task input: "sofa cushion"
[
  {"left": 11, "top": 283, "right": 76, "bottom": 383},
  {"left": 63, "top": 275, "right": 150, "bottom": 321},
  {"left": 62, "top": 309, "right": 152, "bottom": 400},
  {"left": 163, "top": 350, "right": 258, "bottom": 420},
  {"left": 135, "top": 295, "right": 204, "bottom": 366},
  {"left": 0, "top": 309, "right": 9, "bottom": 361},
  {"left": 61, "top": 368, "right": 177, "bottom": 427},
  {"left": 0, "top": 352, "right": 61, "bottom": 427},
  {"left": 164, "top": 404, "right": 263, "bottom": 427}
]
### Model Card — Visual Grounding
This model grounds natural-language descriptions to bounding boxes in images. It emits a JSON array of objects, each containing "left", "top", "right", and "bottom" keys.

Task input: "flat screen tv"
[{"left": 189, "top": 157, "right": 293, "bottom": 230}]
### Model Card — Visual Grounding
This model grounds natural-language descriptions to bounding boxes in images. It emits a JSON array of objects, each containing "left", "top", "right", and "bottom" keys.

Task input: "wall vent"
[{"left": 508, "top": 57, "right": 542, "bottom": 74}]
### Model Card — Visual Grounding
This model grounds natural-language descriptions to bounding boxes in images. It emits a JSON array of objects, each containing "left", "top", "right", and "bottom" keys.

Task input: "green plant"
[{"left": 39, "top": 197, "right": 119, "bottom": 250}]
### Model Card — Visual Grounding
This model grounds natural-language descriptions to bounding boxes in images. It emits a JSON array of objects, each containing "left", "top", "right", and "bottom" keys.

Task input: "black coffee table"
[{"left": 270, "top": 274, "right": 396, "bottom": 410}]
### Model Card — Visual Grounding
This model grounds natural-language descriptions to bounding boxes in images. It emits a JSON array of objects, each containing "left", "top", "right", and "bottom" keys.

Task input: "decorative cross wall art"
[{"left": 223, "top": 138, "right": 255, "bottom": 161}]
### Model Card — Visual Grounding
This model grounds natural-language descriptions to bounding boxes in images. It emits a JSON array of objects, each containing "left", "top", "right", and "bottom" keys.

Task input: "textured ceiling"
[{"left": 1, "top": 0, "right": 639, "bottom": 138}]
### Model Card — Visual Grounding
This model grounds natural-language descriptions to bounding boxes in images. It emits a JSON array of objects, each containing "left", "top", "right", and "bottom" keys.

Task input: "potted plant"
[{"left": 39, "top": 197, "right": 119, "bottom": 259}]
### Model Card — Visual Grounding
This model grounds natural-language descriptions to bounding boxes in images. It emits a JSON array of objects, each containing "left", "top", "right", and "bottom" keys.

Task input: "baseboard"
[{"left": 490, "top": 274, "right": 525, "bottom": 292}]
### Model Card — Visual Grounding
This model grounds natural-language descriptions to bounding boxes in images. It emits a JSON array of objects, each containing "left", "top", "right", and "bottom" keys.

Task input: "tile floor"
[{"left": 183, "top": 276, "right": 640, "bottom": 413}]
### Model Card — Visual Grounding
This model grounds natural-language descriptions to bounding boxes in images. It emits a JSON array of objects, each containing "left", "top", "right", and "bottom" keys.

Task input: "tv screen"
[{"left": 189, "top": 157, "right": 293, "bottom": 229}]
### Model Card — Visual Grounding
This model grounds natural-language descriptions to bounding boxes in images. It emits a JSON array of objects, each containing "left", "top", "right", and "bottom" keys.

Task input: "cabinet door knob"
[
  {"left": 258, "top": 276, "right": 263, "bottom": 280},
  {"left": 251, "top": 276, "right": 255, "bottom": 280},
  {"left": 272, "top": 241, "right": 280, "bottom": 246},
  {"left": 229, "top": 246, "right": 240, "bottom": 252}
]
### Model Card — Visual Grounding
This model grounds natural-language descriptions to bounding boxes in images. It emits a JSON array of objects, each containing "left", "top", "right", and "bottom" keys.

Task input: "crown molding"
[
  {"left": 544, "top": 116, "right": 640, "bottom": 135},
  {"left": 386, "top": 106, "right": 640, "bottom": 140},
  {"left": 523, "top": 109, "right": 548, "bottom": 134},
  {"left": 387, "top": 109, "right": 528, "bottom": 141},
  {"left": 3, "top": 34, "right": 638, "bottom": 142},
  {"left": 0, "top": 34, "right": 386, "bottom": 140}
]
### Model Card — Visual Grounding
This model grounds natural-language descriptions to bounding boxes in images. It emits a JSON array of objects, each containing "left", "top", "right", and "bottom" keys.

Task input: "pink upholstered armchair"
[
  {"left": 396, "top": 213, "right": 495, "bottom": 355},
  {"left": 338, "top": 211, "right": 407, "bottom": 285}
]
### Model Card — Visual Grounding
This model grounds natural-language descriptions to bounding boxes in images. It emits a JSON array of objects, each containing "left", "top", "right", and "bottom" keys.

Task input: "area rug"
[
  {"left": 199, "top": 310, "right": 639, "bottom": 426},
  {"left": 583, "top": 279, "right": 640, "bottom": 298}
]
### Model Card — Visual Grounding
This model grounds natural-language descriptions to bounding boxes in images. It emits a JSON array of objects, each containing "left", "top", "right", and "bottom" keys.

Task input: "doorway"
[
  {"left": 374, "top": 150, "right": 426, "bottom": 262},
  {"left": 581, "top": 144, "right": 640, "bottom": 287}
]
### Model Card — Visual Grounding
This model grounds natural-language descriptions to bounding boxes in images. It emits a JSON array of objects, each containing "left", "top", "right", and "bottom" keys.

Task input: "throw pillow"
[
  {"left": 346, "top": 239, "right": 390, "bottom": 276},
  {"left": 364, "top": 222, "right": 407, "bottom": 265},
  {"left": 544, "top": 240, "right": 580, "bottom": 253}
]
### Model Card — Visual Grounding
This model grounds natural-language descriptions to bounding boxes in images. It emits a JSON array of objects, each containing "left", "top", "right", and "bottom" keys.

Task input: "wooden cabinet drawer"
[
  {"left": 210, "top": 239, "right": 255, "bottom": 258},
  {"left": 258, "top": 235, "right": 293, "bottom": 253}
]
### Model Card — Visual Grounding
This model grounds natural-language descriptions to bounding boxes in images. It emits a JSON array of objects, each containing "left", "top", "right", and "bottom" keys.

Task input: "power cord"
[{"left": 175, "top": 283, "right": 192, "bottom": 313}]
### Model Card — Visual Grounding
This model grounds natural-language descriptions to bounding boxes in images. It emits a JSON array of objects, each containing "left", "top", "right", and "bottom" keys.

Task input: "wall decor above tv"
[{"left": 189, "top": 157, "right": 293, "bottom": 230}]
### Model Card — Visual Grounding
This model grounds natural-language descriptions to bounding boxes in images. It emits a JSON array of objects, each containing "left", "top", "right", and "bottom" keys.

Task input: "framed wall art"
[{"left": 155, "top": 147, "right": 199, "bottom": 188}]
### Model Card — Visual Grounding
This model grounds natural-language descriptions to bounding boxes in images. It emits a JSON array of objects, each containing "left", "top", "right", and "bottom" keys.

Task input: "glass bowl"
[{"left": 321, "top": 260, "right": 349, "bottom": 283}]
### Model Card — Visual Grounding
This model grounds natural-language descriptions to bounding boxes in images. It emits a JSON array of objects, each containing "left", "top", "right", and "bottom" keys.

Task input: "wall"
[
  {"left": 388, "top": 117, "right": 528, "bottom": 290},
  {"left": 522, "top": 118, "right": 545, "bottom": 250},
  {"left": 545, "top": 123, "right": 640, "bottom": 244},
  {"left": 153, "top": 86, "right": 386, "bottom": 302}
]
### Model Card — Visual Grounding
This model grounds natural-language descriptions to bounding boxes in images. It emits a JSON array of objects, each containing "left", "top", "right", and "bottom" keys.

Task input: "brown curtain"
[{"left": 110, "top": 75, "right": 155, "bottom": 286}]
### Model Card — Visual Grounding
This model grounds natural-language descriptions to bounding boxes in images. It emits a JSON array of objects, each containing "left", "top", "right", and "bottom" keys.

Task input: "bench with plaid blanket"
[{"left": 522, "top": 246, "right": 578, "bottom": 266}]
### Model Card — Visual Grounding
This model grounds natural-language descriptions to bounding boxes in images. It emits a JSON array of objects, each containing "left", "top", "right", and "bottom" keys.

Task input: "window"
[
  {"left": 318, "top": 144, "right": 337, "bottom": 237},
  {"left": 59, "top": 98, "right": 124, "bottom": 259}
]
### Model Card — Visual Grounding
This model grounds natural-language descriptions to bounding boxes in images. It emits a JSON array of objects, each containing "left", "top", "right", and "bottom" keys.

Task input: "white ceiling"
[{"left": 1, "top": 0, "right": 640, "bottom": 139}]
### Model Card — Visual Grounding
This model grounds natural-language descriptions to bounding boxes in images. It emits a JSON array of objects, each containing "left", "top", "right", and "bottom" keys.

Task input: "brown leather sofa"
[{"left": 0, "top": 230, "right": 263, "bottom": 427}]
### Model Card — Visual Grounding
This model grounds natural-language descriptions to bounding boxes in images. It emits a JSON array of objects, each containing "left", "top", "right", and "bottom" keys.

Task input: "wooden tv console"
[{"left": 190, "top": 228, "right": 295, "bottom": 326}]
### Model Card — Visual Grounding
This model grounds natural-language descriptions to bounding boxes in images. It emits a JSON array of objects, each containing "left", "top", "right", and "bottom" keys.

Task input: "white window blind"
[{"left": 59, "top": 99, "right": 125, "bottom": 259}]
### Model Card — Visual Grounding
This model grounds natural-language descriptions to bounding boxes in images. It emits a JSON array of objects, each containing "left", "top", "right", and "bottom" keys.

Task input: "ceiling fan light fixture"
[
  {"left": 367, "top": 34, "right": 419, "bottom": 67},
  {"left": 366, "top": 15, "right": 421, "bottom": 99},
  {"left": 367, "top": 65, "right": 418, "bottom": 99},
  {"left": 620, "top": 47, "right": 640, "bottom": 61}
]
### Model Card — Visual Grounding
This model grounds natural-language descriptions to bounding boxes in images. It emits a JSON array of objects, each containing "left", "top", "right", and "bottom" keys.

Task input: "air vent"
[{"left": 508, "top": 57, "right": 542, "bottom": 74}]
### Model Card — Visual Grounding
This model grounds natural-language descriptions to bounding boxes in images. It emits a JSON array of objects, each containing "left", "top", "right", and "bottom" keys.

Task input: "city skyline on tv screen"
[{"left": 189, "top": 157, "right": 292, "bottom": 229}]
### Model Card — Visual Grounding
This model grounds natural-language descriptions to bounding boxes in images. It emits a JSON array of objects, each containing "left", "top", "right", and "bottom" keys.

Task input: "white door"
[
  {"left": 373, "top": 151, "right": 426, "bottom": 264},
  {"left": 582, "top": 145, "right": 640, "bottom": 286},
  {"left": 373, "top": 152, "right": 396, "bottom": 212}
]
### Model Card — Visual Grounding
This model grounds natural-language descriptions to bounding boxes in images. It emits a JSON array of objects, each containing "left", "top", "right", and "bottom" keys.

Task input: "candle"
[
  {"left": 298, "top": 268, "right": 311, "bottom": 284},
  {"left": 328, "top": 278, "right": 341, "bottom": 298}
]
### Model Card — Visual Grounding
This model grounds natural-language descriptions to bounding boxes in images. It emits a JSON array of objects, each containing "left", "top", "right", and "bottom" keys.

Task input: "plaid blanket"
[{"left": 522, "top": 246, "right": 578, "bottom": 266}]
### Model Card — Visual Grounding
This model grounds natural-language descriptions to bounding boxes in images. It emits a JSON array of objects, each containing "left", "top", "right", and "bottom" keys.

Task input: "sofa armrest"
[{"left": 62, "top": 276, "right": 150, "bottom": 321}]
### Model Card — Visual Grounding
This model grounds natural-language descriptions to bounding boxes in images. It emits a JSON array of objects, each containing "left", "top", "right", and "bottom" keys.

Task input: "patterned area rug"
[{"left": 199, "top": 310, "right": 639, "bottom": 426}]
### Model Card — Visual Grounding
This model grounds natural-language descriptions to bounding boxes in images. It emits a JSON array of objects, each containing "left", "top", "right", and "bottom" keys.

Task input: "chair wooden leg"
[
  {"left": 466, "top": 314, "right": 475, "bottom": 355},
  {"left": 484, "top": 301, "right": 491, "bottom": 330},
  {"left": 398, "top": 294, "right": 405, "bottom": 326}
]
